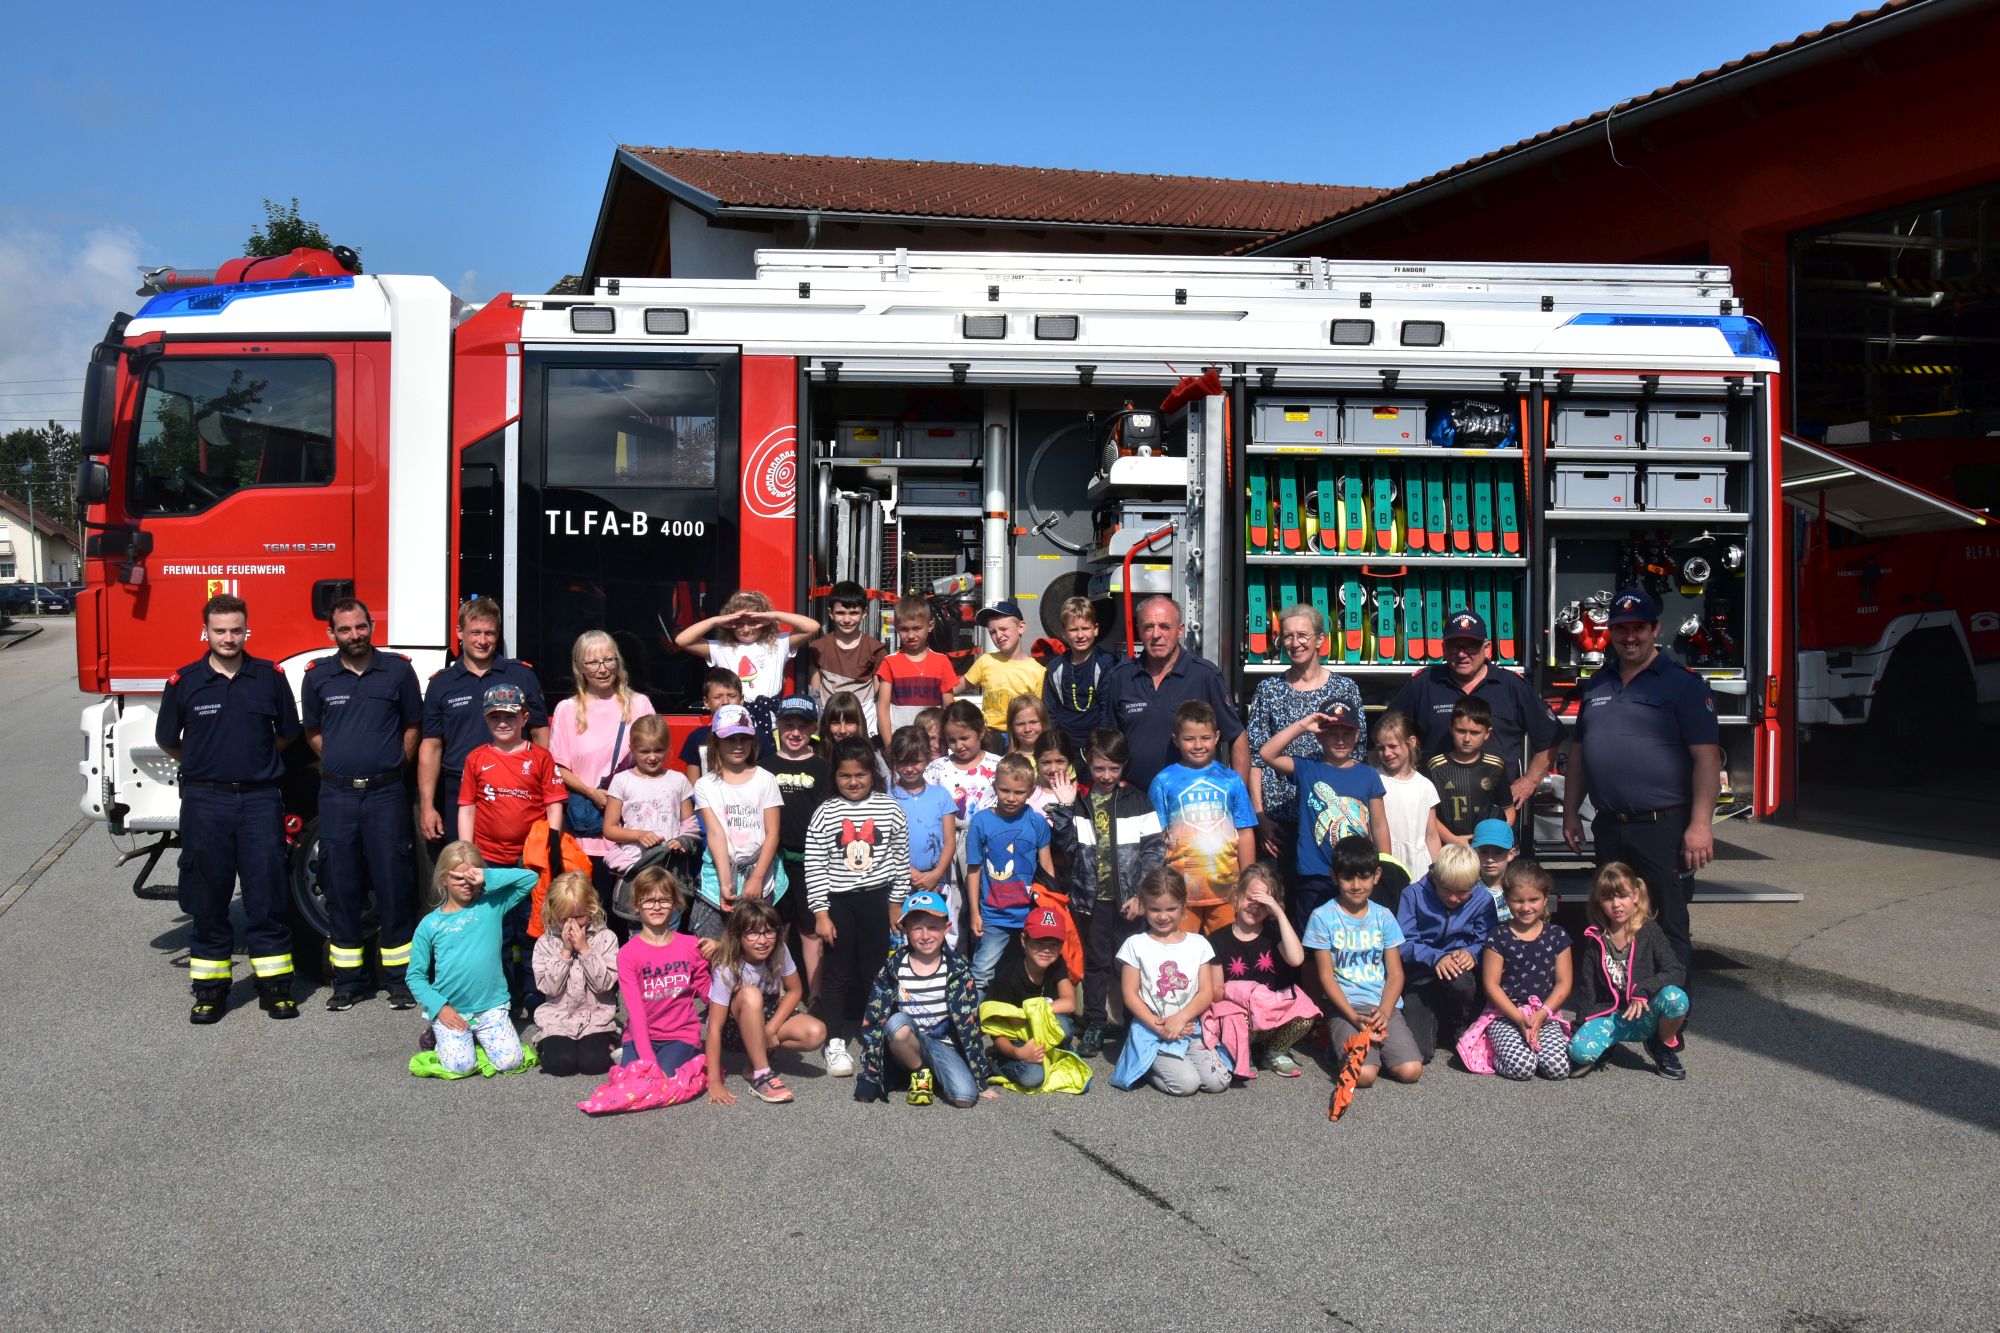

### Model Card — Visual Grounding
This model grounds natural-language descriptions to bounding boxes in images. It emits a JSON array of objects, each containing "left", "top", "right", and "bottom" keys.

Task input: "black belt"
[
  {"left": 1601, "top": 804, "right": 1689, "bottom": 824},
  {"left": 321, "top": 771, "right": 404, "bottom": 791},
  {"left": 181, "top": 779, "right": 277, "bottom": 794}
]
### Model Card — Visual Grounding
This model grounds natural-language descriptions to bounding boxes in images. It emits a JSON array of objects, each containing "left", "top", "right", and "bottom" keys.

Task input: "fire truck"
[
  {"left": 1785, "top": 435, "right": 1996, "bottom": 747},
  {"left": 74, "top": 246, "right": 1814, "bottom": 948}
]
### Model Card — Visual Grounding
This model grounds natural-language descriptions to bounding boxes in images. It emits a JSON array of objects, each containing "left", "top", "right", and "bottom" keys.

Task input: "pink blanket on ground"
[
  {"left": 1201, "top": 981, "right": 1323, "bottom": 1078},
  {"left": 1456, "top": 997, "right": 1572, "bottom": 1075},
  {"left": 577, "top": 1055, "right": 707, "bottom": 1114}
]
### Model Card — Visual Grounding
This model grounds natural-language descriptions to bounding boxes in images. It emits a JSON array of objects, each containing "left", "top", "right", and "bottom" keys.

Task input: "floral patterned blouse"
[{"left": 1246, "top": 669, "right": 1365, "bottom": 827}]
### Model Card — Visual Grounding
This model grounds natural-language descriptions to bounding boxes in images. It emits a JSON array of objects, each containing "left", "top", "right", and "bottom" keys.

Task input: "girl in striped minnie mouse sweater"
[{"left": 805, "top": 738, "right": 910, "bottom": 1077}]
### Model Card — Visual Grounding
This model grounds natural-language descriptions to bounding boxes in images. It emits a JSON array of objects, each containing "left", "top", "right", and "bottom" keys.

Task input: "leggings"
[
  {"left": 538, "top": 1032, "right": 617, "bottom": 1078},
  {"left": 433, "top": 1005, "right": 523, "bottom": 1075},
  {"left": 1486, "top": 1016, "right": 1571, "bottom": 1081},
  {"left": 819, "top": 886, "right": 892, "bottom": 1026},
  {"left": 1569, "top": 986, "right": 1691, "bottom": 1065},
  {"left": 1149, "top": 1043, "right": 1231, "bottom": 1096},
  {"left": 619, "top": 1038, "right": 699, "bottom": 1075}
]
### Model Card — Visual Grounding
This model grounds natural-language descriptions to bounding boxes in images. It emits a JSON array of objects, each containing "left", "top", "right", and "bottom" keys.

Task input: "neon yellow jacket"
[{"left": 979, "top": 996, "right": 1092, "bottom": 1095}]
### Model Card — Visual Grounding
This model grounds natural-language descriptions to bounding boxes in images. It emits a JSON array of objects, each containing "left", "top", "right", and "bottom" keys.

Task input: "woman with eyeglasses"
[
  {"left": 1245, "top": 604, "right": 1364, "bottom": 879},
  {"left": 551, "top": 630, "right": 659, "bottom": 898}
]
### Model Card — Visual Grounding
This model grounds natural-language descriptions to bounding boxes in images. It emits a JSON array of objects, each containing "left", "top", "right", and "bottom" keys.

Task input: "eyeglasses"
[
  {"left": 742, "top": 927, "right": 779, "bottom": 938},
  {"left": 581, "top": 658, "right": 619, "bottom": 670},
  {"left": 1279, "top": 631, "right": 1318, "bottom": 643}
]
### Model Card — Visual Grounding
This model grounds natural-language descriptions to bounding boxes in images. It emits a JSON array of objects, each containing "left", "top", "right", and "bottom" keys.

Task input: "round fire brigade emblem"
[{"left": 744, "top": 426, "right": 797, "bottom": 520}]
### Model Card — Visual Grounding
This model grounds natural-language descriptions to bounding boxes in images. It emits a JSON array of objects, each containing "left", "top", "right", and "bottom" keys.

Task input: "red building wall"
[{"left": 1295, "top": 3, "right": 2000, "bottom": 422}]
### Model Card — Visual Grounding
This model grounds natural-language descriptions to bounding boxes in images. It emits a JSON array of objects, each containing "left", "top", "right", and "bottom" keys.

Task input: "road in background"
[{"left": 0, "top": 623, "right": 1994, "bottom": 1330}]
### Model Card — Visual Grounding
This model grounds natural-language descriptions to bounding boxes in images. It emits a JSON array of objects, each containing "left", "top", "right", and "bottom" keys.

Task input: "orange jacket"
[{"left": 521, "top": 818, "right": 592, "bottom": 938}]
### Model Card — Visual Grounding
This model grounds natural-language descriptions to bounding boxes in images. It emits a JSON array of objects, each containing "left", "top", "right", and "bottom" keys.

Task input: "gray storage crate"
[
  {"left": 1553, "top": 402, "right": 1638, "bottom": 448},
  {"left": 1342, "top": 399, "right": 1427, "bottom": 445},
  {"left": 901, "top": 421, "right": 980, "bottom": 459},
  {"left": 1646, "top": 406, "right": 1729, "bottom": 450},
  {"left": 1253, "top": 400, "right": 1336, "bottom": 443},
  {"left": 1642, "top": 465, "right": 1729, "bottom": 512},
  {"left": 834, "top": 420, "right": 896, "bottom": 458},
  {"left": 1552, "top": 464, "right": 1637, "bottom": 510},
  {"left": 900, "top": 480, "right": 981, "bottom": 509}
]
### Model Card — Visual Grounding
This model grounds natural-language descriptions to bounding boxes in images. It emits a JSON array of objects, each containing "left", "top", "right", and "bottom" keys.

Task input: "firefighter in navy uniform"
[
  {"left": 302, "top": 598, "right": 424, "bottom": 1011},
  {"left": 155, "top": 594, "right": 303, "bottom": 1024},
  {"left": 1562, "top": 587, "right": 1722, "bottom": 982},
  {"left": 417, "top": 595, "right": 548, "bottom": 854}
]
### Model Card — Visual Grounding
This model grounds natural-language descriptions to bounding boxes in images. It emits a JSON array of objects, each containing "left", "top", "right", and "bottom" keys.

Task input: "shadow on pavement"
[{"left": 1693, "top": 966, "right": 2000, "bottom": 1136}]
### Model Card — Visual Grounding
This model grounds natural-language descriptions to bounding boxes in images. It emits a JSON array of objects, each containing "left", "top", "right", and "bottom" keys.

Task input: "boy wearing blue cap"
[
  {"left": 1257, "top": 701, "right": 1391, "bottom": 930},
  {"left": 1426, "top": 695, "right": 1516, "bottom": 846},
  {"left": 1470, "top": 818, "right": 1519, "bottom": 922},
  {"left": 854, "top": 889, "right": 997, "bottom": 1108}
]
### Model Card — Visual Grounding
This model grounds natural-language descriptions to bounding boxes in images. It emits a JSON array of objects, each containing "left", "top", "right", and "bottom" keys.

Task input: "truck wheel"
[{"left": 288, "top": 817, "right": 331, "bottom": 980}]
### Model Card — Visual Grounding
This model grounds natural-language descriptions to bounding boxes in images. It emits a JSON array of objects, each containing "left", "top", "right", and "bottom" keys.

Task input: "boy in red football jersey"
[{"left": 458, "top": 682, "right": 566, "bottom": 1016}]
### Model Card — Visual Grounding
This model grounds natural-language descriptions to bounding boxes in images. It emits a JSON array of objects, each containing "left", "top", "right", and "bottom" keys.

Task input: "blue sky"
[{"left": 0, "top": 0, "right": 1858, "bottom": 426}]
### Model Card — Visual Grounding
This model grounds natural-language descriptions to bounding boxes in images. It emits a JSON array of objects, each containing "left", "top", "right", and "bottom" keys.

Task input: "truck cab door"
[{"left": 108, "top": 344, "right": 356, "bottom": 684}]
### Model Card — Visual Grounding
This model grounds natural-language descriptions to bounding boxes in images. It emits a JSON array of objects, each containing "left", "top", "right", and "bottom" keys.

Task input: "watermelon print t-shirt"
[
  {"left": 1148, "top": 762, "right": 1258, "bottom": 905},
  {"left": 706, "top": 633, "right": 794, "bottom": 703}
]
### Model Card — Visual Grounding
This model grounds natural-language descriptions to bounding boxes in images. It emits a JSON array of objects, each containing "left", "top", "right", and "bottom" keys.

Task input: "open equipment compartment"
[{"left": 1538, "top": 372, "right": 1766, "bottom": 829}]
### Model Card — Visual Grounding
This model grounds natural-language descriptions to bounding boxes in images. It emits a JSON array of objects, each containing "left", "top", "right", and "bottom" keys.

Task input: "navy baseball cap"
[
  {"left": 481, "top": 683, "right": 527, "bottom": 714},
  {"left": 976, "top": 599, "right": 1026, "bottom": 626},
  {"left": 1470, "top": 819, "right": 1515, "bottom": 851},
  {"left": 1444, "top": 610, "right": 1488, "bottom": 641},
  {"left": 1319, "top": 701, "right": 1362, "bottom": 732},
  {"left": 776, "top": 695, "right": 819, "bottom": 721},
  {"left": 899, "top": 889, "right": 951, "bottom": 922},
  {"left": 1608, "top": 588, "right": 1661, "bottom": 625}
]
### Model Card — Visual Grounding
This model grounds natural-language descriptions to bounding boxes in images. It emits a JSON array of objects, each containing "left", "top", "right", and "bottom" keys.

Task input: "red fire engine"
[{"left": 74, "top": 246, "right": 1857, "bottom": 943}]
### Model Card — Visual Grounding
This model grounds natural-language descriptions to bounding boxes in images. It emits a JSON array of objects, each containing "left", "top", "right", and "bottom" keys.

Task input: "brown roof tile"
[{"left": 621, "top": 145, "right": 1383, "bottom": 235}]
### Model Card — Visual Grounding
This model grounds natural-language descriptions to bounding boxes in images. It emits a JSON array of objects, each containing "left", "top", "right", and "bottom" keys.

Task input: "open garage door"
[{"left": 1781, "top": 433, "right": 1990, "bottom": 536}]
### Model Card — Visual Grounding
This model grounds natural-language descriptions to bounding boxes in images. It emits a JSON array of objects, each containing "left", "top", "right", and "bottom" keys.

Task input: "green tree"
[
  {"left": 0, "top": 422, "right": 82, "bottom": 534},
  {"left": 245, "top": 198, "right": 359, "bottom": 264}
]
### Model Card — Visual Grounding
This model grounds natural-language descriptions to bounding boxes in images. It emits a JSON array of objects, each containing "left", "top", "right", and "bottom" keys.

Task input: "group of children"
[{"left": 405, "top": 583, "right": 1692, "bottom": 1107}]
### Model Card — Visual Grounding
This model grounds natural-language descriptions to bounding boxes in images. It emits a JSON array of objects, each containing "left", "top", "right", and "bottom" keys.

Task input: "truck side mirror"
[{"left": 77, "top": 459, "right": 110, "bottom": 506}]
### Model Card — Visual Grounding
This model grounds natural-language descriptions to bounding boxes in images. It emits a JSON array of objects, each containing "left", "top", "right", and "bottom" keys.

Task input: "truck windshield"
[{"left": 129, "top": 357, "right": 335, "bottom": 515}]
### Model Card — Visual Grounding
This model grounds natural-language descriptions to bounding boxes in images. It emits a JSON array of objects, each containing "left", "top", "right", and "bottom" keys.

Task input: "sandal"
[{"left": 750, "top": 1070, "right": 795, "bottom": 1104}]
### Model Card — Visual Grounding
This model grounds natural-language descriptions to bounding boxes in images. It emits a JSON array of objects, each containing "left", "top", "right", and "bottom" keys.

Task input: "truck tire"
[{"left": 1867, "top": 631, "right": 1974, "bottom": 781}]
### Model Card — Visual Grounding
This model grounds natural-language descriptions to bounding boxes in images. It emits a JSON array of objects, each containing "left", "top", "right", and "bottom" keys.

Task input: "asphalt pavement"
[{"left": 1, "top": 620, "right": 1995, "bottom": 1331}]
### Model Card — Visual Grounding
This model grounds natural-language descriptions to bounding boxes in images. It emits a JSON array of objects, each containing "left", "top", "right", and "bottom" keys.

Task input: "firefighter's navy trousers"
[{"left": 179, "top": 784, "right": 293, "bottom": 995}]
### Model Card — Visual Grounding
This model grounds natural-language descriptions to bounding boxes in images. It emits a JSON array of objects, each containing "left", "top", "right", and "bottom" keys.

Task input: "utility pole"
[{"left": 17, "top": 463, "right": 34, "bottom": 589}]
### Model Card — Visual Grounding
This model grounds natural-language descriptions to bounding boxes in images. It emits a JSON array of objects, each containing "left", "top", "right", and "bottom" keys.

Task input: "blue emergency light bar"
[
  {"left": 138, "top": 275, "right": 355, "bottom": 318},
  {"left": 1563, "top": 311, "right": 1777, "bottom": 360}
]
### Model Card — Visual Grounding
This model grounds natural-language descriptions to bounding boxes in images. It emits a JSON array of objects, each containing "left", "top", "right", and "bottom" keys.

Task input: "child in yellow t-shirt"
[{"left": 960, "top": 599, "right": 1046, "bottom": 752}]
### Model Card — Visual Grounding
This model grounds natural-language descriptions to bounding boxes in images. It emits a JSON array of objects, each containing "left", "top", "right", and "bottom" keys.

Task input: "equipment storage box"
[
  {"left": 1642, "top": 465, "right": 1728, "bottom": 512},
  {"left": 1646, "top": 406, "right": 1729, "bottom": 450},
  {"left": 1552, "top": 464, "right": 1637, "bottom": 510},
  {"left": 900, "top": 421, "right": 979, "bottom": 459},
  {"left": 1342, "top": 399, "right": 1427, "bottom": 446},
  {"left": 1253, "top": 400, "right": 1336, "bottom": 443},
  {"left": 1095, "top": 502, "right": 1183, "bottom": 556},
  {"left": 899, "top": 480, "right": 981, "bottom": 510},
  {"left": 1553, "top": 402, "right": 1638, "bottom": 448},
  {"left": 834, "top": 420, "right": 896, "bottom": 457}
]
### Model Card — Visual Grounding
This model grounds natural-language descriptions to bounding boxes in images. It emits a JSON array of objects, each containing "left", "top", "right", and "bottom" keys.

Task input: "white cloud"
[
  {"left": 0, "top": 224, "right": 145, "bottom": 430},
  {"left": 455, "top": 268, "right": 481, "bottom": 301}
]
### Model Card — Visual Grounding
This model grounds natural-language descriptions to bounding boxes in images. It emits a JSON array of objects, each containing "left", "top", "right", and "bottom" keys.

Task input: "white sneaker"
[{"left": 824, "top": 1038, "right": 855, "bottom": 1077}]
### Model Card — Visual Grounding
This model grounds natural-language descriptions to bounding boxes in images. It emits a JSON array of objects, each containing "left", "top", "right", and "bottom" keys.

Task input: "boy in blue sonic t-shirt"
[
  {"left": 1303, "top": 835, "right": 1424, "bottom": 1089},
  {"left": 1256, "top": 701, "right": 1389, "bottom": 929},
  {"left": 967, "top": 752, "right": 1055, "bottom": 992}
]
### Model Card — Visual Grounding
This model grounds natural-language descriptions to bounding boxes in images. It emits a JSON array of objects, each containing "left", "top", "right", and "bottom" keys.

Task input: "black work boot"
[
  {"left": 258, "top": 982, "right": 300, "bottom": 1021},
  {"left": 189, "top": 989, "right": 228, "bottom": 1026}
]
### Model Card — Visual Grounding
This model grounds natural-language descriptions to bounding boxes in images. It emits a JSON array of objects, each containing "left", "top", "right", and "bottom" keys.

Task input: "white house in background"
[{"left": 0, "top": 490, "right": 80, "bottom": 584}]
